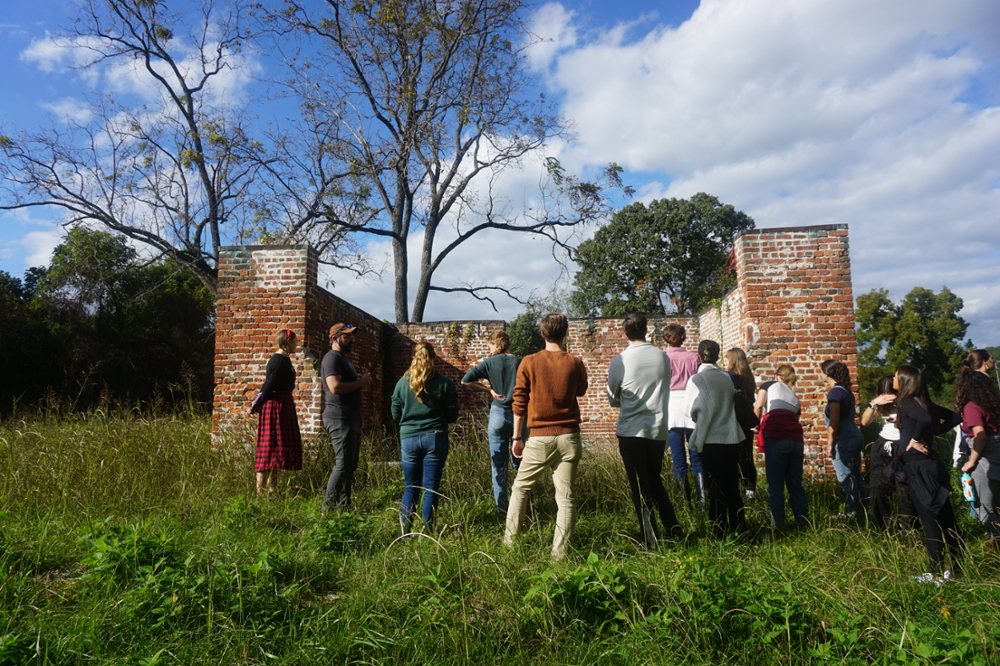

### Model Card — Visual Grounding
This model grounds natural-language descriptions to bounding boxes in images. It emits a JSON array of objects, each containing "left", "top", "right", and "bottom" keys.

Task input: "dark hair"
[
  {"left": 963, "top": 349, "right": 993, "bottom": 372},
  {"left": 895, "top": 364, "right": 932, "bottom": 415},
  {"left": 821, "top": 359, "right": 851, "bottom": 389},
  {"left": 487, "top": 329, "right": 510, "bottom": 354},
  {"left": 663, "top": 324, "right": 687, "bottom": 347},
  {"left": 955, "top": 367, "right": 1000, "bottom": 423},
  {"left": 539, "top": 313, "right": 569, "bottom": 342},
  {"left": 623, "top": 313, "right": 647, "bottom": 342},
  {"left": 698, "top": 340, "right": 720, "bottom": 364},
  {"left": 874, "top": 375, "right": 897, "bottom": 416},
  {"left": 276, "top": 328, "right": 297, "bottom": 353}
]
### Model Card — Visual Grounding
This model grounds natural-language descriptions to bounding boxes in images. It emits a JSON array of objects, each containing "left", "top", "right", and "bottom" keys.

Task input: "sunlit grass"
[{"left": 1, "top": 413, "right": 998, "bottom": 665}]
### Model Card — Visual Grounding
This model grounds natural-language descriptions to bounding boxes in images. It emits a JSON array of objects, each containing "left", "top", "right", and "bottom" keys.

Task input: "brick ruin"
[{"left": 213, "top": 223, "right": 857, "bottom": 475}]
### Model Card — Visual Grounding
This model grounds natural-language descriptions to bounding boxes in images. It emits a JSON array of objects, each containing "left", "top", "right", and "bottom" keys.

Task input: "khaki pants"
[{"left": 504, "top": 433, "right": 582, "bottom": 559}]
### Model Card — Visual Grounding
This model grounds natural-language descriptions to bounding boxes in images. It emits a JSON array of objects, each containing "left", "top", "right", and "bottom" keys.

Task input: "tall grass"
[{"left": 1, "top": 413, "right": 998, "bottom": 665}]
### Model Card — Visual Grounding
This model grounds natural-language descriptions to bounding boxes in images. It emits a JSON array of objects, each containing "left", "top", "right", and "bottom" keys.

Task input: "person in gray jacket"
[
  {"left": 607, "top": 313, "right": 683, "bottom": 548},
  {"left": 687, "top": 340, "right": 746, "bottom": 536}
]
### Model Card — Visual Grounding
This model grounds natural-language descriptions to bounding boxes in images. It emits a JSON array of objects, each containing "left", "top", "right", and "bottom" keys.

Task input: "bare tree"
[
  {"left": 273, "top": 0, "right": 628, "bottom": 322},
  {"left": 0, "top": 0, "right": 362, "bottom": 294}
]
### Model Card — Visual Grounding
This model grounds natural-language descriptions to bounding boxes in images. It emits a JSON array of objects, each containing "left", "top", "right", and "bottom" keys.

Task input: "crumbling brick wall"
[{"left": 213, "top": 224, "right": 856, "bottom": 476}]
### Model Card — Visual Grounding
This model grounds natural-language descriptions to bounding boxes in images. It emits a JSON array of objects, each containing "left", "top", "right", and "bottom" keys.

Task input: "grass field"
[{"left": 1, "top": 413, "right": 998, "bottom": 665}]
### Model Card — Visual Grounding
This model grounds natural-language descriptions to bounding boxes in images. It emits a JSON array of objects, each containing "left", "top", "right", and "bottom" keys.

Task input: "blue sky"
[{"left": 2, "top": 0, "right": 999, "bottom": 345}]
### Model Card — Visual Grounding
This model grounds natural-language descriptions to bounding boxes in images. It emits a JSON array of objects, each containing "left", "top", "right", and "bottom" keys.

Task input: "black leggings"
[{"left": 909, "top": 494, "right": 962, "bottom": 575}]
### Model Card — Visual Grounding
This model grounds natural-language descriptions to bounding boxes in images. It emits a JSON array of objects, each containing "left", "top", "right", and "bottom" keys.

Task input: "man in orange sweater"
[{"left": 504, "top": 313, "right": 588, "bottom": 560}]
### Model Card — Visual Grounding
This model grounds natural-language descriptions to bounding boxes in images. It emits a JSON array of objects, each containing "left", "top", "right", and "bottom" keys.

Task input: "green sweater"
[{"left": 391, "top": 372, "right": 459, "bottom": 439}]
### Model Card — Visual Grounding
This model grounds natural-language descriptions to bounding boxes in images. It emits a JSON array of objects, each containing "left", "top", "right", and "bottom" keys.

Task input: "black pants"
[
  {"left": 909, "top": 492, "right": 962, "bottom": 575},
  {"left": 701, "top": 443, "right": 746, "bottom": 536},
  {"left": 868, "top": 440, "right": 918, "bottom": 531},
  {"left": 737, "top": 435, "right": 757, "bottom": 493},
  {"left": 618, "top": 436, "right": 682, "bottom": 547}
]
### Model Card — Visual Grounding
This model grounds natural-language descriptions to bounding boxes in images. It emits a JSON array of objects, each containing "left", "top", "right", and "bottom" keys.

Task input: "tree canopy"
[
  {"left": 571, "top": 193, "right": 754, "bottom": 317},
  {"left": 855, "top": 286, "right": 970, "bottom": 401}
]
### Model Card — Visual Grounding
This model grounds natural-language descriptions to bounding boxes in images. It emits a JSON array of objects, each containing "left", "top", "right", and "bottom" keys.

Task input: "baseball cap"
[{"left": 329, "top": 323, "right": 358, "bottom": 338}]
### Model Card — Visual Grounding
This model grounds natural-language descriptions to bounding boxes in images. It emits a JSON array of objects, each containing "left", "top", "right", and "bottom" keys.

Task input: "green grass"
[{"left": 1, "top": 413, "right": 999, "bottom": 665}]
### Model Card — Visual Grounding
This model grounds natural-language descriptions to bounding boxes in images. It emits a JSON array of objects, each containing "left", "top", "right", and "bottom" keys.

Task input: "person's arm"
[
  {"left": 575, "top": 358, "right": 589, "bottom": 397},
  {"left": 897, "top": 400, "right": 934, "bottom": 454},
  {"left": 443, "top": 378, "right": 460, "bottom": 424},
  {"left": 326, "top": 372, "right": 372, "bottom": 395},
  {"left": 461, "top": 362, "right": 496, "bottom": 396},
  {"left": 685, "top": 378, "right": 700, "bottom": 422},
  {"left": 753, "top": 388, "right": 767, "bottom": 420},
  {"left": 861, "top": 393, "right": 894, "bottom": 427},
  {"left": 511, "top": 363, "right": 530, "bottom": 459},
  {"left": 827, "top": 400, "right": 840, "bottom": 456},
  {"left": 258, "top": 355, "right": 286, "bottom": 402},
  {"left": 390, "top": 379, "right": 404, "bottom": 422},
  {"left": 606, "top": 357, "right": 623, "bottom": 408},
  {"left": 961, "top": 426, "right": 987, "bottom": 472}
]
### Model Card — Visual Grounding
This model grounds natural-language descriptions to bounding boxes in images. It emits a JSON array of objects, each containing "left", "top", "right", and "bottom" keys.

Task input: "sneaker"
[
  {"left": 745, "top": 490, "right": 755, "bottom": 500},
  {"left": 911, "top": 573, "right": 943, "bottom": 588},
  {"left": 942, "top": 570, "right": 963, "bottom": 582}
]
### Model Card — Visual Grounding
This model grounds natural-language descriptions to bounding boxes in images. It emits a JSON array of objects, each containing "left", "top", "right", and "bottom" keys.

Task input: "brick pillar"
[
  {"left": 736, "top": 225, "right": 858, "bottom": 476},
  {"left": 213, "top": 245, "right": 316, "bottom": 441}
]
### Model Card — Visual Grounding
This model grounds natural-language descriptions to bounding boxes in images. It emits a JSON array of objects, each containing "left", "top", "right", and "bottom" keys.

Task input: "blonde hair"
[
  {"left": 775, "top": 364, "right": 797, "bottom": 387},
  {"left": 725, "top": 348, "right": 755, "bottom": 396},
  {"left": 488, "top": 329, "right": 510, "bottom": 354},
  {"left": 406, "top": 342, "right": 437, "bottom": 402}
]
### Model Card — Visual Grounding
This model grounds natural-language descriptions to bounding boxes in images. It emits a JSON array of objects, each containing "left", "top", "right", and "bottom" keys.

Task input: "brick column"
[{"left": 736, "top": 225, "right": 857, "bottom": 476}]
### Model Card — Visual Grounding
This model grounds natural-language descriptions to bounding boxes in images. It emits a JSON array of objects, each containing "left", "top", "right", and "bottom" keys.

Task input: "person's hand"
[
  {"left": 906, "top": 439, "right": 929, "bottom": 455},
  {"left": 872, "top": 394, "right": 896, "bottom": 406},
  {"left": 490, "top": 389, "right": 506, "bottom": 401},
  {"left": 962, "top": 459, "right": 977, "bottom": 473},
  {"left": 512, "top": 438, "right": 525, "bottom": 459},
  {"left": 359, "top": 372, "right": 373, "bottom": 387}
]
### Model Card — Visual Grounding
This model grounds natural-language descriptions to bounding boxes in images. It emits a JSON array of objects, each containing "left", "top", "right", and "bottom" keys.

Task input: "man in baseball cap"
[{"left": 321, "top": 323, "right": 372, "bottom": 512}]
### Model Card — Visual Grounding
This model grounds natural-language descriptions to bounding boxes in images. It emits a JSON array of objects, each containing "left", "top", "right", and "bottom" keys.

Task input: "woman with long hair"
[
  {"left": 955, "top": 350, "right": 1000, "bottom": 543},
  {"left": 754, "top": 365, "right": 808, "bottom": 527},
  {"left": 461, "top": 329, "right": 522, "bottom": 515},
  {"left": 725, "top": 348, "right": 758, "bottom": 499},
  {"left": 892, "top": 365, "right": 963, "bottom": 581},
  {"left": 861, "top": 376, "right": 917, "bottom": 531},
  {"left": 391, "top": 342, "right": 459, "bottom": 534},
  {"left": 821, "top": 359, "right": 866, "bottom": 518},
  {"left": 251, "top": 328, "right": 304, "bottom": 495}
]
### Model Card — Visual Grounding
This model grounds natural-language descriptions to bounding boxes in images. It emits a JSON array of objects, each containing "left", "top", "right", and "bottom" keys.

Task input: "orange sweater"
[{"left": 512, "top": 350, "right": 588, "bottom": 436}]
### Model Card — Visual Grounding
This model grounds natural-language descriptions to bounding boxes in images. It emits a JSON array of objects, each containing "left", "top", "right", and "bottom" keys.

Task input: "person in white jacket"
[
  {"left": 606, "top": 313, "right": 683, "bottom": 548},
  {"left": 686, "top": 340, "right": 746, "bottom": 535}
]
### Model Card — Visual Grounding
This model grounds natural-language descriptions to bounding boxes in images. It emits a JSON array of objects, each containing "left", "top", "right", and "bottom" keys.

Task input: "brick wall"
[{"left": 213, "top": 224, "right": 857, "bottom": 476}]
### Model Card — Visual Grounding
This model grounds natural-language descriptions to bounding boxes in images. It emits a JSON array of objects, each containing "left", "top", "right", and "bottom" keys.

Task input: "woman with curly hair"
[
  {"left": 956, "top": 350, "right": 1000, "bottom": 543},
  {"left": 822, "top": 359, "right": 866, "bottom": 518},
  {"left": 391, "top": 342, "right": 459, "bottom": 534},
  {"left": 892, "top": 365, "right": 962, "bottom": 581}
]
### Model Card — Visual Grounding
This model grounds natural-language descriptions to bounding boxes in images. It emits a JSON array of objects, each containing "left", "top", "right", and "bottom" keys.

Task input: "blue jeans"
[
  {"left": 400, "top": 432, "right": 450, "bottom": 533},
  {"left": 488, "top": 404, "right": 521, "bottom": 512},
  {"left": 832, "top": 429, "right": 866, "bottom": 516},
  {"left": 763, "top": 435, "right": 809, "bottom": 526},
  {"left": 668, "top": 428, "right": 702, "bottom": 478}
]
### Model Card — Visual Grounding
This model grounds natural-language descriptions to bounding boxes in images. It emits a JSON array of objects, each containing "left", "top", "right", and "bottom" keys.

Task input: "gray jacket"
[
  {"left": 686, "top": 363, "right": 743, "bottom": 452},
  {"left": 606, "top": 342, "right": 671, "bottom": 440}
]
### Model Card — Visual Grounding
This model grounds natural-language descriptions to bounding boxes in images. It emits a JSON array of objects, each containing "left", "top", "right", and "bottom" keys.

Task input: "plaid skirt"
[{"left": 255, "top": 391, "right": 303, "bottom": 472}]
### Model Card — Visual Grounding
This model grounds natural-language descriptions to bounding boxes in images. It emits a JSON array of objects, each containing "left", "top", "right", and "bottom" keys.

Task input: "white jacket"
[{"left": 686, "top": 363, "right": 743, "bottom": 452}]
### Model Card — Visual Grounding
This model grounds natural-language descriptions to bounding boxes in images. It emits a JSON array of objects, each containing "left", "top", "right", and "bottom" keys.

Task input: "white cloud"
[
  {"left": 531, "top": 0, "right": 1000, "bottom": 344},
  {"left": 20, "top": 229, "right": 63, "bottom": 268},
  {"left": 40, "top": 97, "right": 94, "bottom": 124}
]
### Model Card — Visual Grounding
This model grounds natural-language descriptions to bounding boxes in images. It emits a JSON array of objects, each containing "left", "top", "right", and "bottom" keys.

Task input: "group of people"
[{"left": 249, "top": 315, "right": 1000, "bottom": 578}]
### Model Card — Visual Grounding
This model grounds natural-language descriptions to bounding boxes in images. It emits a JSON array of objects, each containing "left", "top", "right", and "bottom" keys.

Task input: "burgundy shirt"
[{"left": 962, "top": 401, "right": 999, "bottom": 437}]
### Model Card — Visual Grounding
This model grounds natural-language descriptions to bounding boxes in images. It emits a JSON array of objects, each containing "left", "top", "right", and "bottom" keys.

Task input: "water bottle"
[{"left": 961, "top": 473, "right": 976, "bottom": 502}]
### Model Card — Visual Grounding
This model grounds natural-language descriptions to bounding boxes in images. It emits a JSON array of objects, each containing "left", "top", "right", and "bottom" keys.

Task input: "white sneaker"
[
  {"left": 942, "top": 570, "right": 962, "bottom": 582},
  {"left": 911, "top": 573, "right": 943, "bottom": 588},
  {"left": 745, "top": 490, "right": 755, "bottom": 500}
]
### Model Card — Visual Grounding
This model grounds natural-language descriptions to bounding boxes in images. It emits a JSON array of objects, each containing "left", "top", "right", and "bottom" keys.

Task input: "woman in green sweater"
[{"left": 391, "top": 341, "right": 459, "bottom": 534}]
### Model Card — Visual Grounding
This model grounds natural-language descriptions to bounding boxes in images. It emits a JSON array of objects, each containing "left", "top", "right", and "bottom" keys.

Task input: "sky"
[{"left": 2, "top": 0, "right": 999, "bottom": 344}]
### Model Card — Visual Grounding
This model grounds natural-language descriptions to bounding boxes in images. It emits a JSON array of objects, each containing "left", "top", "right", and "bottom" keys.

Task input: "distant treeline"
[{"left": 0, "top": 227, "right": 215, "bottom": 414}]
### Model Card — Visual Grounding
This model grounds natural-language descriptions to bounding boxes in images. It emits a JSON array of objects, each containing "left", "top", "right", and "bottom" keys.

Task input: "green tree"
[
  {"left": 855, "top": 287, "right": 970, "bottom": 402},
  {"left": 571, "top": 194, "right": 755, "bottom": 317}
]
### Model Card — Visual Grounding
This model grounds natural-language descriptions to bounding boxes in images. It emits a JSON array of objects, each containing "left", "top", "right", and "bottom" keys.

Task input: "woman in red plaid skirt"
[{"left": 252, "top": 329, "right": 303, "bottom": 494}]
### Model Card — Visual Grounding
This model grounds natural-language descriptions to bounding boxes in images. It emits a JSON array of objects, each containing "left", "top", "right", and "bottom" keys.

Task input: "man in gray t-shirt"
[{"left": 321, "top": 323, "right": 372, "bottom": 512}]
